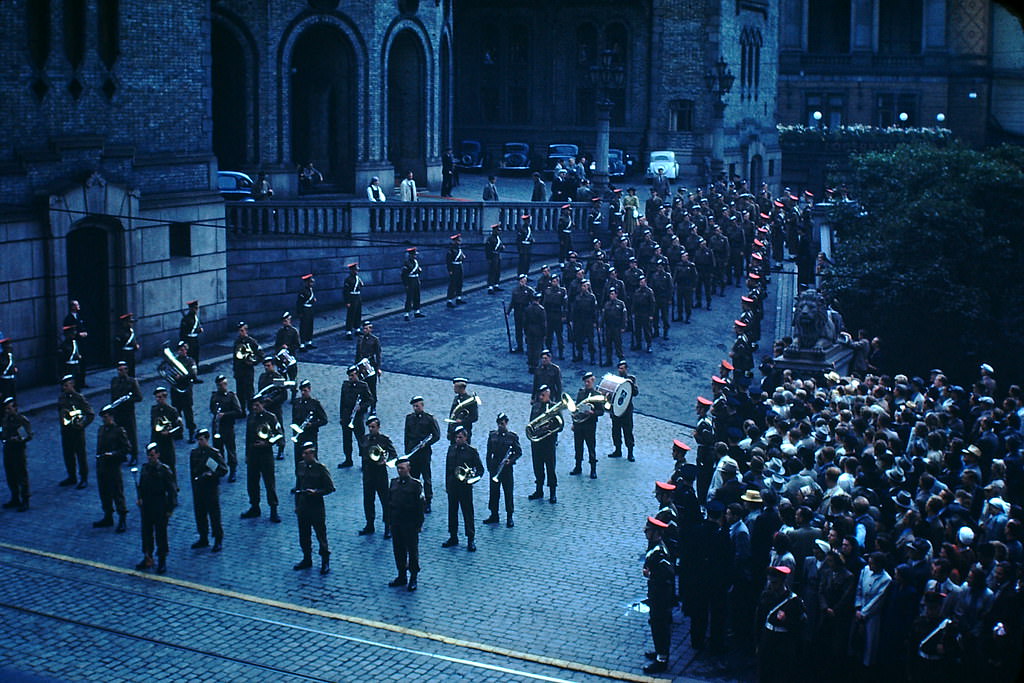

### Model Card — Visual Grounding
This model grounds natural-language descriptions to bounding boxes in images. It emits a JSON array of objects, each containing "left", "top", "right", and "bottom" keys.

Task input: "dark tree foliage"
[{"left": 821, "top": 143, "right": 1024, "bottom": 380}]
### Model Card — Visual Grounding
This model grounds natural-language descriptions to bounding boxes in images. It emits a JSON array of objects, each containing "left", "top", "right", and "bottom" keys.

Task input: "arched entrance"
[
  {"left": 388, "top": 30, "right": 427, "bottom": 184},
  {"left": 749, "top": 154, "right": 763, "bottom": 189},
  {"left": 290, "top": 24, "right": 357, "bottom": 192},
  {"left": 66, "top": 223, "right": 112, "bottom": 368},
  {"left": 211, "top": 19, "right": 253, "bottom": 170}
]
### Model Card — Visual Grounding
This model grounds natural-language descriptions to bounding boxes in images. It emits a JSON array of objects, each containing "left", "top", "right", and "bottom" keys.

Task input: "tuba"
[
  {"left": 157, "top": 347, "right": 191, "bottom": 391},
  {"left": 525, "top": 393, "right": 576, "bottom": 442},
  {"left": 571, "top": 393, "right": 611, "bottom": 423},
  {"left": 454, "top": 462, "right": 482, "bottom": 485},
  {"left": 445, "top": 394, "right": 482, "bottom": 424},
  {"left": 253, "top": 377, "right": 294, "bottom": 410}
]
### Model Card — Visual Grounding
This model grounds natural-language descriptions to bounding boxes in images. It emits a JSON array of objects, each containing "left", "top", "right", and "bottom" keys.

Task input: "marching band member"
[
  {"left": 58, "top": 374, "right": 94, "bottom": 489},
  {"left": 441, "top": 425, "right": 483, "bottom": 552},
  {"left": 292, "top": 441, "right": 334, "bottom": 575},
  {"left": 483, "top": 412, "right": 521, "bottom": 528},
  {"left": 404, "top": 396, "right": 440, "bottom": 514},
  {"left": 360, "top": 415, "right": 396, "bottom": 537}
]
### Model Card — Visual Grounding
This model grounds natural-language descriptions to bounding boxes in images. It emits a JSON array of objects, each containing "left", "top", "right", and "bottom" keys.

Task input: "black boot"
[
  {"left": 115, "top": 513, "right": 127, "bottom": 533},
  {"left": 549, "top": 488, "right": 557, "bottom": 504},
  {"left": 569, "top": 463, "right": 582, "bottom": 475},
  {"left": 293, "top": 555, "right": 313, "bottom": 570},
  {"left": 93, "top": 514, "right": 114, "bottom": 528},
  {"left": 269, "top": 506, "right": 281, "bottom": 523},
  {"left": 627, "top": 449, "right": 635, "bottom": 462},
  {"left": 607, "top": 449, "right": 622, "bottom": 458},
  {"left": 482, "top": 514, "right": 499, "bottom": 524},
  {"left": 240, "top": 506, "right": 260, "bottom": 519},
  {"left": 528, "top": 488, "right": 544, "bottom": 500},
  {"left": 135, "top": 555, "right": 153, "bottom": 571},
  {"left": 590, "top": 463, "right": 598, "bottom": 479},
  {"left": 228, "top": 466, "right": 237, "bottom": 483},
  {"left": 191, "top": 537, "right": 210, "bottom": 549},
  {"left": 407, "top": 573, "right": 418, "bottom": 591},
  {"left": 320, "top": 555, "right": 331, "bottom": 575},
  {"left": 338, "top": 458, "right": 354, "bottom": 469},
  {"left": 389, "top": 573, "right": 408, "bottom": 587},
  {"left": 156, "top": 557, "right": 167, "bottom": 574}
]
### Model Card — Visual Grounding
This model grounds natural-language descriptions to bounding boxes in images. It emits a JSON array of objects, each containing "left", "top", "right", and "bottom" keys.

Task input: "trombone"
[
  {"left": 290, "top": 415, "right": 313, "bottom": 444},
  {"left": 403, "top": 434, "right": 435, "bottom": 459}
]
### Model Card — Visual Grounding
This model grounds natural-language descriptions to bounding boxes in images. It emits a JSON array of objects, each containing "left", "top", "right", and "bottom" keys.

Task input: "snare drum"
[
  {"left": 598, "top": 374, "right": 633, "bottom": 417},
  {"left": 356, "top": 357, "right": 376, "bottom": 380}
]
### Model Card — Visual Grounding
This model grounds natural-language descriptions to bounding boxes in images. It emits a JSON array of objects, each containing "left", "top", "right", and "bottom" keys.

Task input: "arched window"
[
  {"left": 740, "top": 28, "right": 763, "bottom": 101},
  {"left": 576, "top": 24, "right": 597, "bottom": 65}
]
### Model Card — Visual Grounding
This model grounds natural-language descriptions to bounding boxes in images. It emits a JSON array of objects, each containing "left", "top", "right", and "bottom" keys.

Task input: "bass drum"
[{"left": 598, "top": 374, "right": 633, "bottom": 417}]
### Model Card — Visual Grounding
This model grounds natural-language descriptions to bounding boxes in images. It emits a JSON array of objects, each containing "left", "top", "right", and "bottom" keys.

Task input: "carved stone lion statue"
[{"left": 792, "top": 289, "right": 837, "bottom": 350}]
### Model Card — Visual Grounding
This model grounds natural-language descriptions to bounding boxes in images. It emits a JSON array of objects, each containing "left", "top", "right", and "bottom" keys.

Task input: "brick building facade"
[{"left": 452, "top": 0, "right": 781, "bottom": 188}]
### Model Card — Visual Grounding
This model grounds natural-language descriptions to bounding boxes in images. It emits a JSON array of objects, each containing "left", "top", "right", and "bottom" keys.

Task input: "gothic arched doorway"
[
  {"left": 749, "top": 154, "right": 764, "bottom": 190},
  {"left": 66, "top": 223, "right": 112, "bottom": 368},
  {"left": 290, "top": 24, "right": 357, "bottom": 192},
  {"left": 211, "top": 18, "right": 254, "bottom": 170},
  {"left": 388, "top": 30, "right": 427, "bottom": 184}
]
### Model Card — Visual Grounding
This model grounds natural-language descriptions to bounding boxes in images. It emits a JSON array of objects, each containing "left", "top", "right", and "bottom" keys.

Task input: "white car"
[{"left": 646, "top": 151, "right": 679, "bottom": 180}]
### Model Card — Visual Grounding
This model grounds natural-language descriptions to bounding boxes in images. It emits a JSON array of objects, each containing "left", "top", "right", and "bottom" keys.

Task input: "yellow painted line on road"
[{"left": 0, "top": 542, "right": 659, "bottom": 683}]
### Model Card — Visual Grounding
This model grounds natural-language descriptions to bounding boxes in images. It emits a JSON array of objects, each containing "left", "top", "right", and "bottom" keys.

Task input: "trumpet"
[
  {"left": 445, "top": 394, "right": 482, "bottom": 424},
  {"left": 491, "top": 445, "right": 516, "bottom": 482},
  {"left": 571, "top": 394, "right": 610, "bottom": 423},
  {"left": 61, "top": 408, "right": 84, "bottom": 428},
  {"left": 367, "top": 443, "right": 397, "bottom": 468},
  {"left": 345, "top": 401, "right": 361, "bottom": 430},
  {"left": 525, "top": 393, "right": 575, "bottom": 442},
  {"left": 455, "top": 462, "right": 482, "bottom": 485},
  {"left": 290, "top": 414, "right": 313, "bottom": 444},
  {"left": 256, "top": 422, "right": 283, "bottom": 445}
]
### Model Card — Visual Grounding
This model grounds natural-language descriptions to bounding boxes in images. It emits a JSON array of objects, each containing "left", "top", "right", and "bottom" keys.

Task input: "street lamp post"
[
  {"left": 704, "top": 56, "right": 735, "bottom": 183},
  {"left": 589, "top": 48, "right": 625, "bottom": 194}
]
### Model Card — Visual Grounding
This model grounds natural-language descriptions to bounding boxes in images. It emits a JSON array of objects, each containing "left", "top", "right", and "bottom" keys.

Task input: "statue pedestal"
[{"left": 774, "top": 344, "right": 854, "bottom": 379}]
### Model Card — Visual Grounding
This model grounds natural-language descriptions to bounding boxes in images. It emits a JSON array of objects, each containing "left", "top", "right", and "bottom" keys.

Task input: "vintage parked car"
[
  {"left": 545, "top": 143, "right": 580, "bottom": 177},
  {"left": 590, "top": 148, "right": 629, "bottom": 178},
  {"left": 217, "top": 171, "right": 255, "bottom": 201},
  {"left": 454, "top": 140, "right": 485, "bottom": 170},
  {"left": 499, "top": 142, "right": 532, "bottom": 173},
  {"left": 646, "top": 150, "right": 680, "bottom": 180}
]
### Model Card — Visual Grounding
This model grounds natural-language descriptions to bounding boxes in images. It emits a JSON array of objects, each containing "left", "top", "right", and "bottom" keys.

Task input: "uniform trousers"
[
  {"left": 649, "top": 603, "right": 673, "bottom": 657},
  {"left": 341, "top": 421, "right": 364, "bottom": 462},
  {"left": 172, "top": 391, "right": 195, "bottom": 437},
  {"left": 487, "top": 468, "right": 514, "bottom": 516},
  {"left": 140, "top": 507, "right": 170, "bottom": 558},
  {"left": 154, "top": 438, "right": 177, "bottom": 476},
  {"left": 446, "top": 480, "right": 475, "bottom": 539},
  {"left": 573, "top": 422, "right": 597, "bottom": 465},
  {"left": 297, "top": 498, "right": 329, "bottom": 558},
  {"left": 392, "top": 524, "right": 420, "bottom": 575},
  {"left": 61, "top": 428, "right": 88, "bottom": 481},
  {"left": 299, "top": 310, "right": 314, "bottom": 345},
  {"left": 544, "top": 314, "right": 564, "bottom": 355},
  {"left": 404, "top": 279, "right": 421, "bottom": 313},
  {"left": 611, "top": 411, "right": 635, "bottom": 452},
  {"left": 246, "top": 447, "right": 278, "bottom": 508},
  {"left": 605, "top": 330, "right": 624, "bottom": 366},
  {"left": 362, "top": 465, "right": 390, "bottom": 529},
  {"left": 235, "top": 368, "right": 254, "bottom": 411},
  {"left": 3, "top": 441, "right": 29, "bottom": 503},
  {"left": 675, "top": 286, "right": 693, "bottom": 321},
  {"left": 447, "top": 267, "right": 464, "bottom": 300},
  {"left": 96, "top": 456, "right": 127, "bottom": 515},
  {"left": 192, "top": 480, "right": 223, "bottom": 541},
  {"left": 345, "top": 297, "right": 362, "bottom": 332},
  {"left": 487, "top": 257, "right": 501, "bottom": 287},
  {"left": 409, "top": 451, "right": 433, "bottom": 503},
  {"left": 531, "top": 439, "right": 557, "bottom": 489}
]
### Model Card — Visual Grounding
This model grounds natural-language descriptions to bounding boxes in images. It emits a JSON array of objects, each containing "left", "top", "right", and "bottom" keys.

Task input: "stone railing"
[{"left": 225, "top": 200, "right": 593, "bottom": 236}]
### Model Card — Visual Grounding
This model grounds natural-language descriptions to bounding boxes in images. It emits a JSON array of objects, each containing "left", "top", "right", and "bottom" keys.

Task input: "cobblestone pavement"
[{"left": 2, "top": 263, "right": 772, "bottom": 682}]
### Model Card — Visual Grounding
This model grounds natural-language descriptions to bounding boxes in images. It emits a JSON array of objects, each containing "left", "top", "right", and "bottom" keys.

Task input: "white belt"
[
  {"left": 1, "top": 375, "right": 14, "bottom": 380},
  {"left": 764, "top": 623, "right": 788, "bottom": 633}
]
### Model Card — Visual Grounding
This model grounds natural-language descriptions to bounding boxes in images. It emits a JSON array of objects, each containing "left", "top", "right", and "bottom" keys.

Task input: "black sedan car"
[
  {"left": 455, "top": 140, "right": 485, "bottom": 170},
  {"left": 499, "top": 142, "right": 532, "bottom": 173}
]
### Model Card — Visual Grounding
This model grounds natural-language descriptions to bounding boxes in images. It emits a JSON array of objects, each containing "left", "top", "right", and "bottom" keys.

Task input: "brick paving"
[{"left": 0, "top": 254, "right": 773, "bottom": 682}]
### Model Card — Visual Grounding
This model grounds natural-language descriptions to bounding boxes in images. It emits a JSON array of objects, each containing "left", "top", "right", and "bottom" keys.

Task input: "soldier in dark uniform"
[
  {"left": 516, "top": 213, "right": 533, "bottom": 276},
  {"left": 110, "top": 361, "right": 142, "bottom": 465},
  {"left": 484, "top": 224, "right": 504, "bottom": 294},
  {"left": 587, "top": 197, "right": 605, "bottom": 244},
  {"left": 171, "top": 341, "right": 200, "bottom": 443},
  {"left": 290, "top": 379, "right": 328, "bottom": 466},
  {"left": 179, "top": 300, "right": 202, "bottom": 365},
  {"left": 388, "top": 456, "right": 425, "bottom": 590},
  {"left": 631, "top": 275, "right": 656, "bottom": 353},
  {"left": 292, "top": 442, "right": 335, "bottom": 574},
  {"left": 58, "top": 375, "right": 94, "bottom": 488},
  {"left": 642, "top": 516, "right": 676, "bottom": 674},
  {"left": 445, "top": 233, "right": 467, "bottom": 307},
  {"left": 342, "top": 262, "right": 364, "bottom": 338},
  {"left": 441, "top": 426, "right": 483, "bottom": 551},
  {"left": 93, "top": 404, "right": 130, "bottom": 532},
  {"left": 359, "top": 415, "right": 396, "bottom": 537},
  {"left": 527, "top": 385, "right": 559, "bottom": 503},
  {"left": 2, "top": 397, "right": 32, "bottom": 511},
  {"left": 0, "top": 335, "right": 16, "bottom": 402},
  {"left": 709, "top": 226, "right": 730, "bottom": 296},
  {"left": 355, "top": 320, "right": 382, "bottom": 408},
  {"left": 240, "top": 396, "right": 282, "bottom": 522},
  {"left": 523, "top": 292, "right": 547, "bottom": 372},
  {"left": 134, "top": 441, "right": 178, "bottom": 574},
  {"left": 602, "top": 289, "right": 627, "bottom": 367},
  {"left": 274, "top": 312, "right": 301, "bottom": 391},
  {"left": 541, "top": 274, "right": 567, "bottom": 359},
  {"left": 571, "top": 371, "right": 604, "bottom": 479},
  {"left": 509, "top": 274, "right": 535, "bottom": 354},
  {"left": 114, "top": 314, "right": 140, "bottom": 376},
  {"left": 440, "top": 147, "right": 455, "bottom": 197},
  {"left": 755, "top": 565, "right": 805, "bottom": 682},
  {"left": 622, "top": 257, "right": 644, "bottom": 310},
  {"left": 483, "top": 413, "right": 522, "bottom": 528},
  {"left": 694, "top": 396, "right": 716, "bottom": 501},
  {"left": 587, "top": 248, "right": 610, "bottom": 301},
  {"left": 649, "top": 259, "right": 674, "bottom": 338},
  {"left": 209, "top": 374, "right": 243, "bottom": 482},
  {"left": 730, "top": 320, "right": 755, "bottom": 379},
  {"left": 401, "top": 247, "right": 425, "bottom": 320},
  {"left": 671, "top": 252, "right": 696, "bottom": 325},
  {"left": 257, "top": 357, "right": 286, "bottom": 459},
  {"left": 63, "top": 300, "right": 89, "bottom": 387},
  {"left": 60, "top": 324, "right": 85, "bottom": 389},
  {"left": 571, "top": 280, "right": 598, "bottom": 364},
  {"left": 150, "top": 386, "right": 182, "bottom": 478},
  {"left": 447, "top": 378, "right": 479, "bottom": 443},
  {"left": 603, "top": 267, "right": 625, "bottom": 308},
  {"left": 557, "top": 204, "right": 574, "bottom": 266},
  {"left": 296, "top": 274, "right": 317, "bottom": 350},
  {"left": 404, "top": 395, "right": 440, "bottom": 514},
  {"left": 189, "top": 428, "right": 226, "bottom": 552},
  {"left": 232, "top": 322, "right": 263, "bottom": 412},
  {"left": 607, "top": 360, "right": 639, "bottom": 460},
  {"left": 693, "top": 238, "right": 716, "bottom": 310},
  {"left": 532, "top": 350, "right": 563, "bottom": 402},
  {"left": 338, "top": 365, "right": 372, "bottom": 468}
]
